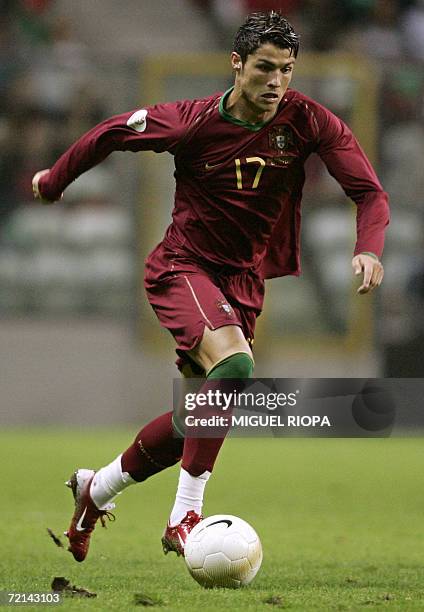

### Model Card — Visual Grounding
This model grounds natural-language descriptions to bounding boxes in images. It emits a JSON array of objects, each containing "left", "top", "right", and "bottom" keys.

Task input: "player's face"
[{"left": 232, "top": 44, "right": 295, "bottom": 120}]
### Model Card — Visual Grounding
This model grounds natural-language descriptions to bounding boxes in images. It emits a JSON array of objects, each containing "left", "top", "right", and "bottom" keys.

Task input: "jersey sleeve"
[
  {"left": 312, "top": 102, "right": 390, "bottom": 258},
  {"left": 38, "top": 101, "right": 190, "bottom": 202}
]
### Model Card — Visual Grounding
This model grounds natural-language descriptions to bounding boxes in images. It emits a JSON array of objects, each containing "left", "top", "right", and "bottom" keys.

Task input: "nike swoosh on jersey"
[
  {"left": 76, "top": 507, "right": 88, "bottom": 531},
  {"left": 204, "top": 161, "right": 223, "bottom": 171}
]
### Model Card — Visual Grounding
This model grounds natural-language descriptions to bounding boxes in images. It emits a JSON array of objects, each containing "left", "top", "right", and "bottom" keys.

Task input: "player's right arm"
[
  {"left": 32, "top": 169, "right": 59, "bottom": 204},
  {"left": 32, "top": 102, "right": 191, "bottom": 203}
]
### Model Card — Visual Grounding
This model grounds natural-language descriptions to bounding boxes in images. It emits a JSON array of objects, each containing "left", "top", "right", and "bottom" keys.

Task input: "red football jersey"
[{"left": 39, "top": 88, "right": 389, "bottom": 279}]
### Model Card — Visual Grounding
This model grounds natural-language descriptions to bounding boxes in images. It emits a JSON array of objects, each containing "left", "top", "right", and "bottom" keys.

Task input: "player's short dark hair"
[{"left": 233, "top": 11, "right": 299, "bottom": 63}]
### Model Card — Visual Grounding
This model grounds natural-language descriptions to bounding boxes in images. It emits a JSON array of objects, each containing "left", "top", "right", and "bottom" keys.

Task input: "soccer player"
[{"left": 32, "top": 11, "right": 388, "bottom": 562}]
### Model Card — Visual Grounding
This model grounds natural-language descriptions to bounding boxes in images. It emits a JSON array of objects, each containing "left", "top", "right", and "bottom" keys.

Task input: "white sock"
[
  {"left": 90, "top": 454, "right": 136, "bottom": 510},
  {"left": 169, "top": 468, "right": 210, "bottom": 526}
]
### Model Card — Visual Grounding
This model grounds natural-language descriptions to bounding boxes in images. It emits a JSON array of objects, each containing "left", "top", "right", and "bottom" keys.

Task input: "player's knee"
[{"left": 207, "top": 352, "right": 254, "bottom": 379}]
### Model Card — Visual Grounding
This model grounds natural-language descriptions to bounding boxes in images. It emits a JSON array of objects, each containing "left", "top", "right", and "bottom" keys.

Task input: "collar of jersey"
[{"left": 219, "top": 87, "right": 272, "bottom": 131}]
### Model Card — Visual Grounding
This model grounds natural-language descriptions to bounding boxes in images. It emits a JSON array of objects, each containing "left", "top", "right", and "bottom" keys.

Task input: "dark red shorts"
[{"left": 144, "top": 242, "right": 265, "bottom": 370}]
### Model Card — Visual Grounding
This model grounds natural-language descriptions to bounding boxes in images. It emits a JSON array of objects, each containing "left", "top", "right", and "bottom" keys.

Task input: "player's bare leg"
[
  {"left": 188, "top": 325, "right": 253, "bottom": 374},
  {"left": 162, "top": 325, "right": 254, "bottom": 556}
]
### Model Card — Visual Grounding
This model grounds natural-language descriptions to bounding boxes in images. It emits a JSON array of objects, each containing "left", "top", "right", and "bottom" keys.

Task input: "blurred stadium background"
[{"left": 1, "top": 0, "right": 423, "bottom": 426}]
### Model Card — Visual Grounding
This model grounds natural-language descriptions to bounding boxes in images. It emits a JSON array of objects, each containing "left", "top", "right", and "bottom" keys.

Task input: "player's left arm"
[
  {"left": 351, "top": 252, "right": 384, "bottom": 294},
  {"left": 313, "top": 104, "right": 389, "bottom": 294}
]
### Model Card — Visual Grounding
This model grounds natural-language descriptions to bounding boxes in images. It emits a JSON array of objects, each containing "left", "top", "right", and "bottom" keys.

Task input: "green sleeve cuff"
[{"left": 360, "top": 252, "right": 379, "bottom": 261}]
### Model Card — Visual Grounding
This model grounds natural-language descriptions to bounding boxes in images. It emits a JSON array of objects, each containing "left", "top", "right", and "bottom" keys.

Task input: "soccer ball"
[{"left": 184, "top": 515, "right": 263, "bottom": 589}]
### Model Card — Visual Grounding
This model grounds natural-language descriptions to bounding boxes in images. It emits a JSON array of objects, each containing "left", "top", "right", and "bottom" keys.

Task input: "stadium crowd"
[{"left": 1, "top": 0, "right": 423, "bottom": 373}]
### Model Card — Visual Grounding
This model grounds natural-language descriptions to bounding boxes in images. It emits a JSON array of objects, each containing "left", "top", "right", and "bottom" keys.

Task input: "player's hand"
[
  {"left": 32, "top": 169, "right": 62, "bottom": 204},
  {"left": 352, "top": 253, "right": 384, "bottom": 294}
]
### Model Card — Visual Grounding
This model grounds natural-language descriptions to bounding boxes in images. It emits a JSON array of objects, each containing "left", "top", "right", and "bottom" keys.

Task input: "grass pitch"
[{"left": 1, "top": 430, "right": 424, "bottom": 610}]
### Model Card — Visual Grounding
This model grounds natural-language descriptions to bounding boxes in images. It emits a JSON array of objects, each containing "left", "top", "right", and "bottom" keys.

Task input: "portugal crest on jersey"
[
  {"left": 269, "top": 126, "right": 294, "bottom": 152},
  {"left": 216, "top": 299, "right": 234, "bottom": 318}
]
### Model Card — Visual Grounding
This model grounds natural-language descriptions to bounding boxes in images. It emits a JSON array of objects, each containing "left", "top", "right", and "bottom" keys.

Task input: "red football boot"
[
  {"left": 64, "top": 469, "right": 115, "bottom": 562},
  {"left": 161, "top": 511, "right": 203, "bottom": 557}
]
